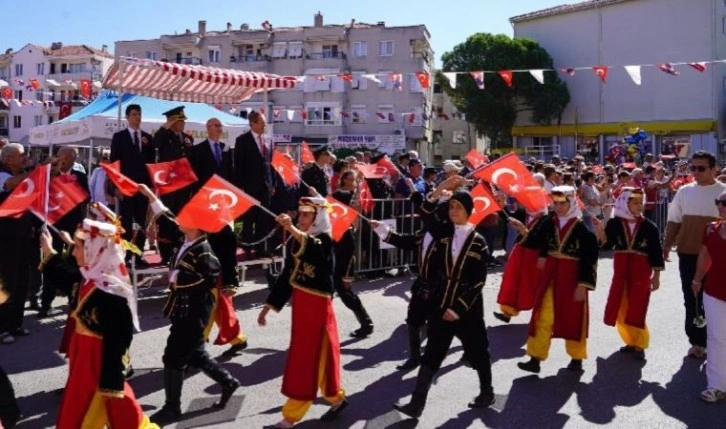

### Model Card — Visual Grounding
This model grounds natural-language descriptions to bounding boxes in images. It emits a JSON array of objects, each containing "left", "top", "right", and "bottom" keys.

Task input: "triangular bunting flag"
[
  {"left": 688, "top": 62, "right": 707, "bottom": 72},
  {"left": 362, "top": 74, "right": 381, "bottom": 84},
  {"left": 529, "top": 69, "right": 545, "bottom": 84},
  {"left": 442, "top": 72, "right": 457, "bottom": 88},
  {"left": 498, "top": 70, "right": 513, "bottom": 87},
  {"left": 286, "top": 109, "right": 295, "bottom": 121},
  {"left": 657, "top": 63, "right": 679, "bottom": 76},
  {"left": 624, "top": 65, "right": 642, "bottom": 85},
  {"left": 593, "top": 66, "right": 609, "bottom": 83},
  {"left": 338, "top": 73, "right": 353, "bottom": 82},
  {"left": 470, "top": 71, "right": 485, "bottom": 89},
  {"left": 561, "top": 68, "right": 576, "bottom": 76}
]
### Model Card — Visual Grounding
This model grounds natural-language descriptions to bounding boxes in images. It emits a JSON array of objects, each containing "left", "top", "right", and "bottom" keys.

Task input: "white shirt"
[
  {"left": 451, "top": 223, "right": 474, "bottom": 261},
  {"left": 88, "top": 167, "right": 108, "bottom": 205}
]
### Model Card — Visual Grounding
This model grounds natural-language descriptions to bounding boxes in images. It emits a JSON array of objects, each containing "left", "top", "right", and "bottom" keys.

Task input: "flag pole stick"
[{"left": 42, "top": 164, "right": 50, "bottom": 230}]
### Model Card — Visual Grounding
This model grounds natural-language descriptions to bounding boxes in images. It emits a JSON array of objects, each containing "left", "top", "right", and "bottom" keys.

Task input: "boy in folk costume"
[
  {"left": 258, "top": 197, "right": 348, "bottom": 428},
  {"left": 493, "top": 205, "right": 549, "bottom": 323},
  {"left": 137, "top": 185, "right": 240, "bottom": 426},
  {"left": 51, "top": 213, "right": 157, "bottom": 429},
  {"left": 594, "top": 188, "right": 664, "bottom": 360},
  {"left": 517, "top": 186, "right": 599, "bottom": 374}
]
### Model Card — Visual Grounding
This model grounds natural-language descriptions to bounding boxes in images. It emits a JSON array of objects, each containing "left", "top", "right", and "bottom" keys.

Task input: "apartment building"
[
  {"left": 431, "top": 83, "right": 488, "bottom": 163},
  {"left": 510, "top": 0, "right": 726, "bottom": 162},
  {"left": 116, "top": 13, "right": 435, "bottom": 159},
  {"left": 1, "top": 42, "right": 113, "bottom": 144}
]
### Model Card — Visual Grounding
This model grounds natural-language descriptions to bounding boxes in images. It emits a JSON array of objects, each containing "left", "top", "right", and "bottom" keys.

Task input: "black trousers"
[
  {"left": 158, "top": 190, "right": 188, "bottom": 263},
  {"left": 163, "top": 317, "right": 215, "bottom": 370},
  {"left": 679, "top": 253, "right": 707, "bottom": 347},
  {"left": 406, "top": 278, "right": 431, "bottom": 328},
  {"left": 0, "top": 239, "right": 31, "bottom": 333},
  {"left": 120, "top": 193, "right": 149, "bottom": 258},
  {"left": 207, "top": 225, "right": 238, "bottom": 287},
  {"left": 0, "top": 366, "right": 20, "bottom": 428},
  {"left": 422, "top": 299, "right": 492, "bottom": 378},
  {"left": 333, "top": 232, "right": 366, "bottom": 315}
]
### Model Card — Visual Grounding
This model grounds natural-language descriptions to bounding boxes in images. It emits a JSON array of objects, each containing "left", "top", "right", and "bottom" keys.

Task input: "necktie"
[
  {"left": 213, "top": 142, "right": 222, "bottom": 166},
  {"left": 133, "top": 131, "right": 140, "bottom": 151}
]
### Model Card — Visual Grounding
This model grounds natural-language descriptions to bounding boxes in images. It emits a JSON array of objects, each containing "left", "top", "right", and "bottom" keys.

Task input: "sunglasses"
[
  {"left": 716, "top": 200, "right": 726, "bottom": 207},
  {"left": 689, "top": 165, "right": 709, "bottom": 173}
]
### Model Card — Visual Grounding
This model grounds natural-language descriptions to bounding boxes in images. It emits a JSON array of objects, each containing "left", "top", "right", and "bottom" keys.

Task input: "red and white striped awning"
[{"left": 101, "top": 57, "right": 297, "bottom": 104}]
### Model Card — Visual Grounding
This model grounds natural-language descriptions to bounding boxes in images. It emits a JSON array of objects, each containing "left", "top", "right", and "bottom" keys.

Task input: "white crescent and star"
[
  {"left": 491, "top": 168, "right": 518, "bottom": 189},
  {"left": 13, "top": 179, "right": 34, "bottom": 199},
  {"left": 208, "top": 188, "right": 239, "bottom": 208},
  {"left": 330, "top": 202, "right": 349, "bottom": 219},
  {"left": 154, "top": 170, "right": 169, "bottom": 186},
  {"left": 473, "top": 196, "right": 491, "bottom": 213}
]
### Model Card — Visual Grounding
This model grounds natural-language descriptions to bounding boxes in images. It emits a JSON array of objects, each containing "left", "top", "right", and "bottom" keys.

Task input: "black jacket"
[
  {"left": 234, "top": 131, "right": 274, "bottom": 203},
  {"left": 110, "top": 128, "right": 155, "bottom": 184},
  {"left": 189, "top": 139, "right": 234, "bottom": 193}
]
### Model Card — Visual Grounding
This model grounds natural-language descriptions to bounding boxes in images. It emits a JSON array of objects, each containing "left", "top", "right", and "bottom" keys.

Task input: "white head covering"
[
  {"left": 76, "top": 218, "right": 140, "bottom": 331},
  {"left": 551, "top": 185, "right": 582, "bottom": 221},
  {"left": 612, "top": 187, "right": 645, "bottom": 221},
  {"left": 299, "top": 196, "right": 332, "bottom": 237}
]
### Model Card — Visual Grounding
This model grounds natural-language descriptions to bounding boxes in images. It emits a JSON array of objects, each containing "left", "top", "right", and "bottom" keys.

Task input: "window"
[
  {"left": 14, "top": 64, "right": 23, "bottom": 76},
  {"left": 271, "top": 43, "right": 287, "bottom": 58},
  {"left": 35, "top": 90, "right": 44, "bottom": 101},
  {"left": 240, "top": 45, "right": 255, "bottom": 61},
  {"left": 350, "top": 105, "right": 367, "bottom": 124},
  {"left": 532, "top": 136, "right": 553, "bottom": 146},
  {"left": 352, "top": 42, "right": 367, "bottom": 58},
  {"left": 14, "top": 90, "right": 22, "bottom": 101},
  {"left": 452, "top": 130, "right": 466, "bottom": 144},
  {"left": 13, "top": 116, "right": 21, "bottom": 128},
  {"left": 146, "top": 51, "right": 158, "bottom": 60},
  {"left": 36, "top": 63, "right": 44, "bottom": 75},
  {"left": 34, "top": 115, "right": 43, "bottom": 127},
  {"left": 0, "top": 67, "right": 8, "bottom": 79},
  {"left": 379, "top": 41, "right": 394, "bottom": 56},
  {"left": 0, "top": 117, "right": 6, "bottom": 128},
  {"left": 377, "top": 105, "right": 395, "bottom": 123},
  {"left": 322, "top": 45, "right": 338, "bottom": 58},
  {"left": 378, "top": 70, "right": 396, "bottom": 90},
  {"left": 127, "top": 51, "right": 136, "bottom": 58},
  {"left": 272, "top": 105, "right": 285, "bottom": 123},
  {"left": 49, "top": 89, "right": 56, "bottom": 101},
  {"left": 409, "top": 74, "right": 424, "bottom": 92},
  {"left": 305, "top": 103, "right": 340, "bottom": 126},
  {"left": 208, "top": 47, "right": 221, "bottom": 63},
  {"left": 68, "top": 64, "right": 86, "bottom": 73},
  {"left": 288, "top": 42, "right": 303, "bottom": 58}
]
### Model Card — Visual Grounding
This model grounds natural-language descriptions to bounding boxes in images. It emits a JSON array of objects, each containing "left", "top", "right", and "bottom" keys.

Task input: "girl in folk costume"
[
  {"left": 54, "top": 214, "right": 158, "bottom": 429},
  {"left": 258, "top": 197, "right": 348, "bottom": 429},
  {"left": 517, "top": 186, "right": 599, "bottom": 374},
  {"left": 493, "top": 205, "right": 549, "bottom": 323},
  {"left": 691, "top": 190, "right": 726, "bottom": 402},
  {"left": 594, "top": 188, "right": 664, "bottom": 361}
]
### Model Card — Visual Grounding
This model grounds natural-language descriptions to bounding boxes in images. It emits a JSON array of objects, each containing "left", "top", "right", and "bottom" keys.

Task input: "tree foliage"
[{"left": 440, "top": 33, "right": 570, "bottom": 144}]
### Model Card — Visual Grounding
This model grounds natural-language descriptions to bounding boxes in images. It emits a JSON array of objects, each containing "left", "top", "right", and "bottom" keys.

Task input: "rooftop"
[{"left": 510, "top": 0, "right": 633, "bottom": 23}]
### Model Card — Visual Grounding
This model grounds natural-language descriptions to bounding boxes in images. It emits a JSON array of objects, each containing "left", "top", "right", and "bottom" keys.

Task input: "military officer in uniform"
[
  {"left": 152, "top": 106, "right": 194, "bottom": 264},
  {"left": 301, "top": 145, "right": 332, "bottom": 197}
]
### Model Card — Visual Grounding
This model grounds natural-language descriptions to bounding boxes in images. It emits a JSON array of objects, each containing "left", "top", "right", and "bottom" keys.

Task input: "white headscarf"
[
  {"left": 612, "top": 187, "right": 645, "bottom": 221},
  {"left": 551, "top": 185, "right": 582, "bottom": 222},
  {"left": 76, "top": 218, "right": 140, "bottom": 331},
  {"left": 299, "top": 196, "right": 332, "bottom": 237}
]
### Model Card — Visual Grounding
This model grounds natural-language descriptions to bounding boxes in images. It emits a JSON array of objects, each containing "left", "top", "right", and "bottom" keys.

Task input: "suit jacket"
[
  {"left": 234, "top": 131, "right": 274, "bottom": 203},
  {"left": 154, "top": 127, "right": 193, "bottom": 162},
  {"left": 189, "top": 139, "right": 234, "bottom": 194},
  {"left": 301, "top": 163, "right": 329, "bottom": 197},
  {"left": 110, "top": 129, "right": 155, "bottom": 184}
]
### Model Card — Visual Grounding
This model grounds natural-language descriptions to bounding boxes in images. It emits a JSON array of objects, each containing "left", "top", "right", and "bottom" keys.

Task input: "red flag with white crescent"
[
  {"left": 593, "top": 66, "right": 609, "bottom": 83},
  {"left": 375, "top": 155, "right": 399, "bottom": 178},
  {"left": 465, "top": 149, "right": 489, "bottom": 169},
  {"left": 473, "top": 152, "right": 548, "bottom": 212},
  {"left": 415, "top": 72, "right": 430, "bottom": 88},
  {"left": 79, "top": 79, "right": 92, "bottom": 98},
  {"left": 355, "top": 163, "right": 388, "bottom": 179},
  {"left": 271, "top": 150, "right": 301, "bottom": 186},
  {"left": 0, "top": 165, "right": 50, "bottom": 218},
  {"left": 177, "top": 175, "right": 258, "bottom": 233},
  {"left": 469, "top": 183, "right": 502, "bottom": 225},
  {"left": 146, "top": 158, "right": 198, "bottom": 196},
  {"left": 301, "top": 141, "right": 315, "bottom": 164},
  {"left": 31, "top": 174, "right": 89, "bottom": 224},
  {"left": 102, "top": 160, "right": 139, "bottom": 197},
  {"left": 359, "top": 180, "right": 375, "bottom": 215},
  {"left": 325, "top": 196, "right": 359, "bottom": 242}
]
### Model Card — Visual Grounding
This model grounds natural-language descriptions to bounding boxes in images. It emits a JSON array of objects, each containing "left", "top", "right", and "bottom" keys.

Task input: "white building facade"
[
  {"left": 431, "top": 84, "right": 488, "bottom": 163},
  {"left": 116, "top": 14, "right": 435, "bottom": 159},
  {"left": 1, "top": 43, "right": 113, "bottom": 144},
  {"left": 510, "top": 0, "right": 726, "bottom": 163}
]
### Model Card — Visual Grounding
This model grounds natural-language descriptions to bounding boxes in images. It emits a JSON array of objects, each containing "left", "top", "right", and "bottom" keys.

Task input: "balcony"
[
  {"left": 0, "top": 103, "right": 8, "bottom": 111},
  {"left": 0, "top": 128, "right": 8, "bottom": 136},
  {"left": 161, "top": 57, "right": 203, "bottom": 65},
  {"left": 231, "top": 55, "right": 269, "bottom": 63},
  {"left": 305, "top": 52, "right": 346, "bottom": 60},
  {"left": 46, "top": 71, "right": 102, "bottom": 86}
]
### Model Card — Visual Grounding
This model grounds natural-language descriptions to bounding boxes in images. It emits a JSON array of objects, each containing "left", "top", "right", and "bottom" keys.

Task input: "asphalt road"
[{"left": 3, "top": 251, "right": 726, "bottom": 429}]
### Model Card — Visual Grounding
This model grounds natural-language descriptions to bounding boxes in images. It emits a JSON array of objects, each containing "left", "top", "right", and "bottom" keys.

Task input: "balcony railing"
[
  {"left": 231, "top": 55, "right": 269, "bottom": 63},
  {"left": 306, "top": 52, "right": 346, "bottom": 60},
  {"left": 0, "top": 128, "right": 8, "bottom": 136},
  {"left": 161, "top": 57, "right": 203, "bottom": 65},
  {"left": 46, "top": 71, "right": 102, "bottom": 84}
]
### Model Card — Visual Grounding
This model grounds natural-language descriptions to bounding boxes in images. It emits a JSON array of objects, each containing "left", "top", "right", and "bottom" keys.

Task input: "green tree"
[{"left": 440, "top": 33, "right": 570, "bottom": 145}]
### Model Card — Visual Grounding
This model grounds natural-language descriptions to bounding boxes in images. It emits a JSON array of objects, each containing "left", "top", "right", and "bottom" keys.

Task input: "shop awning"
[{"left": 101, "top": 57, "right": 297, "bottom": 104}]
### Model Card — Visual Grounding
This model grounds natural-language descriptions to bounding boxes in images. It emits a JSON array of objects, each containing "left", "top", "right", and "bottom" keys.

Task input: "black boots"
[
  {"left": 566, "top": 359, "right": 583, "bottom": 372},
  {"left": 151, "top": 368, "right": 184, "bottom": 426},
  {"left": 200, "top": 361, "right": 241, "bottom": 409},
  {"left": 393, "top": 365, "right": 435, "bottom": 419},
  {"left": 397, "top": 325, "right": 422, "bottom": 371},
  {"left": 517, "top": 357, "right": 541, "bottom": 374},
  {"left": 468, "top": 368, "right": 495, "bottom": 408},
  {"left": 350, "top": 306, "right": 374, "bottom": 338}
]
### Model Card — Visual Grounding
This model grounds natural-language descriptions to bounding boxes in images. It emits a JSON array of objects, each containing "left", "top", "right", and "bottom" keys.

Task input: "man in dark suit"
[
  {"left": 301, "top": 145, "right": 331, "bottom": 197},
  {"left": 153, "top": 106, "right": 193, "bottom": 263},
  {"left": 234, "top": 111, "right": 275, "bottom": 258},
  {"left": 110, "top": 104, "right": 155, "bottom": 266}
]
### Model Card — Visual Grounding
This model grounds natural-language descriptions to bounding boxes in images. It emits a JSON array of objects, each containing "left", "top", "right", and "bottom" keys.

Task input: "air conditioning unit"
[{"left": 394, "top": 129, "right": 405, "bottom": 136}]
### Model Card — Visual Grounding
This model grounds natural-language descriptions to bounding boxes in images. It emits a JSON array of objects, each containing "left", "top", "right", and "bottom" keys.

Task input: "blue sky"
[{"left": 3, "top": 0, "right": 576, "bottom": 64}]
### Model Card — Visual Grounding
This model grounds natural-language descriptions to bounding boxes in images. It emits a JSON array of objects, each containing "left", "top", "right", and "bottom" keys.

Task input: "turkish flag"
[
  {"left": 593, "top": 66, "right": 609, "bottom": 83},
  {"left": 146, "top": 158, "right": 198, "bottom": 196},
  {"left": 177, "top": 175, "right": 258, "bottom": 233},
  {"left": 31, "top": 174, "right": 89, "bottom": 224},
  {"left": 325, "top": 196, "right": 359, "bottom": 242},
  {"left": 102, "top": 160, "right": 139, "bottom": 196},
  {"left": 301, "top": 141, "right": 315, "bottom": 164},
  {"left": 58, "top": 101, "right": 72, "bottom": 120},
  {"left": 79, "top": 79, "right": 92, "bottom": 98},
  {"left": 359, "top": 180, "right": 375, "bottom": 215},
  {"left": 498, "top": 70, "right": 513, "bottom": 87},
  {"left": 415, "top": 72, "right": 430, "bottom": 88},
  {"left": 355, "top": 163, "right": 388, "bottom": 179},
  {"left": 2, "top": 88, "right": 11, "bottom": 99},
  {"left": 271, "top": 150, "right": 301, "bottom": 186},
  {"left": 376, "top": 155, "right": 399, "bottom": 178},
  {"left": 465, "top": 149, "right": 489, "bottom": 169},
  {"left": 338, "top": 73, "right": 353, "bottom": 82},
  {"left": 0, "top": 165, "right": 50, "bottom": 218},
  {"left": 469, "top": 183, "right": 502, "bottom": 225},
  {"left": 473, "top": 152, "right": 548, "bottom": 212},
  {"left": 30, "top": 79, "right": 40, "bottom": 90}
]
